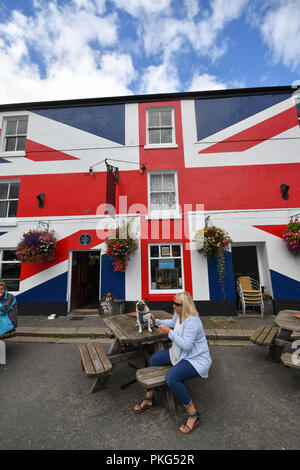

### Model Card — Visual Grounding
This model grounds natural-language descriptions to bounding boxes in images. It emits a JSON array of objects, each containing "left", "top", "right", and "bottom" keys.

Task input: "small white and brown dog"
[{"left": 136, "top": 299, "right": 153, "bottom": 333}]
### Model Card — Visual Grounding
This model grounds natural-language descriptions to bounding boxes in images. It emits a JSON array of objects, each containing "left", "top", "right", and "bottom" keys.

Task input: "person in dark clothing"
[{"left": 0, "top": 281, "right": 18, "bottom": 336}]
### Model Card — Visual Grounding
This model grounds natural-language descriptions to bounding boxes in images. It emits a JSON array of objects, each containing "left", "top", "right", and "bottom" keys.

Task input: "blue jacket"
[
  {"left": 155, "top": 314, "right": 212, "bottom": 378},
  {"left": 0, "top": 289, "right": 17, "bottom": 336}
]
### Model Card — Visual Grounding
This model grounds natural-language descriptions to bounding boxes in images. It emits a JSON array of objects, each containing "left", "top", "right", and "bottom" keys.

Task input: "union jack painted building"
[{"left": 0, "top": 86, "right": 300, "bottom": 316}]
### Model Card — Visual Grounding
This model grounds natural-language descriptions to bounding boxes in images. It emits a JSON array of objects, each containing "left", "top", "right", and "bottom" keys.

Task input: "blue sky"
[{"left": 0, "top": 0, "right": 299, "bottom": 103}]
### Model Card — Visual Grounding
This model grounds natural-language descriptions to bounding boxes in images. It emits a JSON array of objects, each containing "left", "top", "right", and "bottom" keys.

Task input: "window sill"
[
  {"left": 146, "top": 212, "right": 181, "bottom": 220},
  {"left": 149, "top": 289, "right": 184, "bottom": 295},
  {"left": 0, "top": 218, "right": 17, "bottom": 227},
  {"left": 144, "top": 144, "right": 178, "bottom": 150},
  {"left": 0, "top": 151, "right": 26, "bottom": 158}
]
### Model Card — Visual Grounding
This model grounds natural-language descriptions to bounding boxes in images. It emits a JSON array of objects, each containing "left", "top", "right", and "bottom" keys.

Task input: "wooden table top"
[
  {"left": 274, "top": 310, "right": 300, "bottom": 332},
  {"left": 103, "top": 310, "right": 173, "bottom": 347}
]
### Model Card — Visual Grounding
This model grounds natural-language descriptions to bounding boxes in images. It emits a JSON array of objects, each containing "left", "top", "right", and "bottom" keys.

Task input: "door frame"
[{"left": 67, "top": 249, "right": 102, "bottom": 312}]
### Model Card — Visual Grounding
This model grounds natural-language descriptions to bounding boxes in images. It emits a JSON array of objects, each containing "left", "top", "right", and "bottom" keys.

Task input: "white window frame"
[
  {"left": 0, "top": 112, "right": 28, "bottom": 157},
  {"left": 147, "top": 170, "right": 180, "bottom": 219},
  {"left": 149, "top": 243, "right": 184, "bottom": 294},
  {"left": 0, "top": 248, "right": 21, "bottom": 293},
  {"left": 0, "top": 179, "right": 20, "bottom": 220},
  {"left": 144, "top": 106, "right": 178, "bottom": 149}
]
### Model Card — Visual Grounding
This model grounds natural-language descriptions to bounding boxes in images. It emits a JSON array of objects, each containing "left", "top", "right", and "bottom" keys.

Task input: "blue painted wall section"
[
  {"left": 101, "top": 254, "right": 125, "bottom": 299},
  {"left": 16, "top": 272, "right": 68, "bottom": 302},
  {"left": 195, "top": 93, "right": 292, "bottom": 141},
  {"left": 270, "top": 269, "right": 300, "bottom": 300},
  {"left": 32, "top": 104, "right": 125, "bottom": 145},
  {"left": 208, "top": 251, "right": 236, "bottom": 301}
]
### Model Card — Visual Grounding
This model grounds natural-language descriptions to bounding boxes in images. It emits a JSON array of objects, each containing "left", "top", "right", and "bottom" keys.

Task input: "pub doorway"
[{"left": 70, "top": 251, "right": 101, "bottom": 310}]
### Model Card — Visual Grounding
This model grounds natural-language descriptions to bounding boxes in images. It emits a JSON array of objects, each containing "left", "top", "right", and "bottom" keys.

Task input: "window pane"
[
  {"left": 162, "top": 174, "right": 175, "bottom": 191},
  {"left": 150, "top": 174, "right": 162, "bottom": 191},
  {"left": 148, "top": 110, "right": 159, "bottom": 127},
  {"left": 8, "top": 200, "right": 18, "bottom": 217},
  {"left": 149, "top": 128, "right": 160, "bottom": 144},
  {"left": 163, "top": 192, "right": 176, "bottom": 208},
  {"left": 9, "top": 182, "right": 20, "bottom": 199},
  {"left": 3, "top": 250, "right": 18, "bottom": 261},
  {"left": 16, "top": 136, "right": 26, "bottom": 151},
  {"left": 160, "top": 110, "right": 172, "bottom": 126},
  {"left": 150, "top": 192, "right": 162, "bottom": 209},
  {"left": 6, "top": 120, "right": 17, "bottom": 135},
  {"left": 150, "top": 245, "right": 159, "bottom": 258},
  {"left": 3, "top": 279, "right": 20, "bottom": 291},
  {"left": 0, "top": 183, "right": 9, "bottom": 199},
  {"left": 172, "top": 245, "right": 181, "bottom": 257},
  {"left": 161, "top": 128, "right": 172, "bottom": 143},
  {"left": 2, "top": 263, "right": 21, "bottom": 279},
  {"left": 5, "top": 137, "right": 16, "bottom": 152},
  {"left": 0, "top": 201, "right": 8, "bottom": 217},
  {"left": 17, "top": 119, "right": 28, "bottom": 134},
  {"left": 160, "top": 245, "right": 170, "bottom": 257}
]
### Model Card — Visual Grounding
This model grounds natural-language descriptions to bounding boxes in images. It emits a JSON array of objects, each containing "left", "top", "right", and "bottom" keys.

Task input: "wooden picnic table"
[
  {"left": 104, "top": 310, "right": 173, "bottom": 354},
  {"left": 269, "top": 310, "right": 300, "bottom": 362}
]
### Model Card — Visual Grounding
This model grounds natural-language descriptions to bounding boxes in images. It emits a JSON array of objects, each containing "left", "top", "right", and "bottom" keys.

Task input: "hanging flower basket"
[
  {"left": 15, "top": 229, "right": 57, "bottom": 263},
  {"left": 106, "top": 223, "right": 138, "bottom": 272},
  {"left": 194, "top": 225, "right": 232, "bottom": 295},
  {"left": 283, "top": 219, "right": 300, "bottom": 255}
]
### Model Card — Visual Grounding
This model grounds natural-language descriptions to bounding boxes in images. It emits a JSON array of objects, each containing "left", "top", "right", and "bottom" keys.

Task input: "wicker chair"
[{"left": 236, "top": 276, "right": 264, "bottom": 319}]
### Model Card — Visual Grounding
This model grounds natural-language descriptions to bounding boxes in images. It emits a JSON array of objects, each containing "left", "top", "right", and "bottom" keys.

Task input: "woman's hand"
[
  {"left": 158, "top": 325, "right": 170, "bottom": 335},
  {"left": 150, "top": 313, "right": 156, "bottom": 324}
]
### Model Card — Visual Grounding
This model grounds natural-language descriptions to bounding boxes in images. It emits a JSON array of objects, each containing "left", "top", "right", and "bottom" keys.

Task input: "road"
[{"left": 0, "top": 342, "right": 299, "bottom": 450}]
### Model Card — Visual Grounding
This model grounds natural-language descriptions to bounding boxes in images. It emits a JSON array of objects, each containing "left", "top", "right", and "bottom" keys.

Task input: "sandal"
[
  {"left": 133, "top": 396, "right": 155, "bottom": 414},
  {"left": 179, "top": 411, "right": 200, "bottom": 434}
]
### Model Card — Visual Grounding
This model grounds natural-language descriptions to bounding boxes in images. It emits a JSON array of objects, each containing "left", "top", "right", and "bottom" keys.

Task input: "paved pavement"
[
  {"left": 6, "top": 311, "right": 300, "bottom": 346},
  {"left": 0, "top": 342, "right": 299, "bottom": 450}
]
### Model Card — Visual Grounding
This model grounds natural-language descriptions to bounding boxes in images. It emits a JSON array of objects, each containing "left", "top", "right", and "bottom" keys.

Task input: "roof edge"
[{"left": 0, "top": 85, "right": 299, "bottom": 111}]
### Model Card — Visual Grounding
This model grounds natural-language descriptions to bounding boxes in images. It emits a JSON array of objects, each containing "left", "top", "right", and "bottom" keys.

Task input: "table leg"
[{"left": 267, "top": 328, "right": 293, "bottom": 363}]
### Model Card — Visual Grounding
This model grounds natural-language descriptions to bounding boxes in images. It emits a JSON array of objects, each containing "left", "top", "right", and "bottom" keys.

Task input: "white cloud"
[
  {"left": 111, "top": 0, "right": 172, "bottom": 16},
  {"left": 0, "top": 0, "right": 137, "bottom": 103},
  {"left": 188, "top": 73, "right": 227, "bottom": 91},
  {"left": 139, "top": 63, "right": 180, "bottom": 94},
  {"left": 260, "top": 1, "right": 300, "bottom": 70}
]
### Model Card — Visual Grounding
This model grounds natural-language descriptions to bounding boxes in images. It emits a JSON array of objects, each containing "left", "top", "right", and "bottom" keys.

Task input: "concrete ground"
[{"left": 0, "top": 341, "right": 299, "bottom": 450}]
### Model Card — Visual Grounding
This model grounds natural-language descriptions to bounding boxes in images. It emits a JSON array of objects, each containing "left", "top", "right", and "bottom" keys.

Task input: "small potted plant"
[
  {"left": 16, "top": 229, "right": 57, "bottom": 263},
  {"left": 283, "top": 218, "right": 300, "bottom": 255}
]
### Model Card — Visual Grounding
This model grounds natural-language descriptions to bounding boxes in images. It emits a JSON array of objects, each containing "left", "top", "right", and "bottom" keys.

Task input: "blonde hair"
[{"left": 173, "top": 291, "right": 198, "bottom": 320}]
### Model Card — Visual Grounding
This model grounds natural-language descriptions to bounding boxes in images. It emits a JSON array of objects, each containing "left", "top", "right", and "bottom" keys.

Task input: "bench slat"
[
  {"left": 79, "top": 344, "right": 96, "bottom": 376},
  {"left": 256, "top": 327, "right": 273, "bottom": 345},
  {"left": 262, "top": 327, "right": 279, "bottom": 345},
  {"left": 250, "top": 326, "right": 279, "bottom": 345},
  {"left": 93, "top": 343, "right": 113, "bottom": 373},
  {"left": 137, "top": 366, "right": 172, "bottom": 388},
  {"left": 250, "top": 325, "right": 265, "bottom": 343},
  {"left": 281, "top": 352, "right": 300, "bottom": 369},
  {"left": 86, "top": 343, "right": 105, "bottom": 375}
]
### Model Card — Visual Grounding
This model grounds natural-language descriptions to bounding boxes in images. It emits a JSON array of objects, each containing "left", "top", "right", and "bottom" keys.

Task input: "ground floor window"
[
  {"left": 149, "top": 243, "right": 183, "bottom": 292},
  {"left": 0, "top": 249, "right": 21, "bottom": 291}
]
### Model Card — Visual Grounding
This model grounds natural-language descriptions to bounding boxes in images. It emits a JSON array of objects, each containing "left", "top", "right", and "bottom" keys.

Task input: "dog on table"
[{"left": 136, "top": 299, "right": 153, "bottom": 333}]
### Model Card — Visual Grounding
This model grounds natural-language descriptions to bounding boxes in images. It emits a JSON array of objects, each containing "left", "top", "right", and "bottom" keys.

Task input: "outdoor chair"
[{"left": 236, "top": 276, "right": 264, "bottom": 319}]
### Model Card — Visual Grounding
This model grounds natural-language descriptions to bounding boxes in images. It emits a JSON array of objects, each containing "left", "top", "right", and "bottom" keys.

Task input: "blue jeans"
[{"left": 150, "top": 349, "right": 199, "bottom": 408}]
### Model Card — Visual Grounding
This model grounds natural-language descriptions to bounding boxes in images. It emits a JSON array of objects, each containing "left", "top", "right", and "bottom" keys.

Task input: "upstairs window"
[
  {"left": 2, "top": 116, "right": 28, "bottom": 152},
  {"left": 148, "top": 171, "right": 178, "bottom": 216},
  {"left": 146, "top": 107, "right": 175, "bottom": 146},
  {"left": 0, "top": 180, "right": 20, "bottom": 218}
]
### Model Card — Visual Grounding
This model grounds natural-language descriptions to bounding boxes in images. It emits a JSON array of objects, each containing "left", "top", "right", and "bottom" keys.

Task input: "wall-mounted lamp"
[
  {"left": 37, "top": 193, "right": 45, "bottom": 208},
  {"left": 280, "top": 184, "right": 290, "bottom": 200},
  {"left": 205, "top": 215, "right": 210, "bottom": 227},
  {"left": 89, "top": 167, "right": 94, "bottom": 176},
  {"left": 140, "top": 164, "right": 146, "bottom": 174}
]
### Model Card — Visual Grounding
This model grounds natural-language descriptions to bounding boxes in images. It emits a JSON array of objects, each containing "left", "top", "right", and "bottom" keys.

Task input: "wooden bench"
[
  {"left": 0, "top": 329, "right": 17, "bottom": 340},
  {"left": 136, "top": 365, "right": 176, "bottom": 414},
  {"left": 79, "top": 343, "right": 113, "bottom": 393},
  {"left": 281, "top": 352, "right": 300, "bottom": 370},
  {"left": 250, "top": 326, "right": 279, "bottom": 346}
]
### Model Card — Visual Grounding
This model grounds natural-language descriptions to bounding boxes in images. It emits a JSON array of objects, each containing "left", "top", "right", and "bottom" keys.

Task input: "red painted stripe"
[
  {"left": 253, "top": 225, "right": 287, "bottom": 238},
  {"left": 20, "top": 230, "right": 104, "bottom": 281},
  {"left": 25, "top": 139, "right": 79, "bottom": 161},
  {"left": 198, "top": 106, "right": 298, "bottom": 154}
]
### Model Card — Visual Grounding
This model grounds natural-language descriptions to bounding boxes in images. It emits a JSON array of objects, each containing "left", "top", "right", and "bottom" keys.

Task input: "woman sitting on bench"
[
  {"left": 134, "top": 291, "right": 212, "bottom": 435},
  {"left": 0, "top": 281, "right": 18, "bottom": 337}
]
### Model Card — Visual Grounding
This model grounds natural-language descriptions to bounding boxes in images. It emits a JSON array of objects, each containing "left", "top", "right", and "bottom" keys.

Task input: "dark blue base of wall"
[
  {"left": 273, "top": 300, "right": 300, "bottom": 315},
  {"left": 18, "top": 302, "right": 68, "bottom": 315}
]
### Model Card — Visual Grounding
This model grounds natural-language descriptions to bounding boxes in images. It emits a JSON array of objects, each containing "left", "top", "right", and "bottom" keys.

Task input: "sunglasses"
[{"left": 173, "top": 301, "right": 182, "bottom": 306}]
